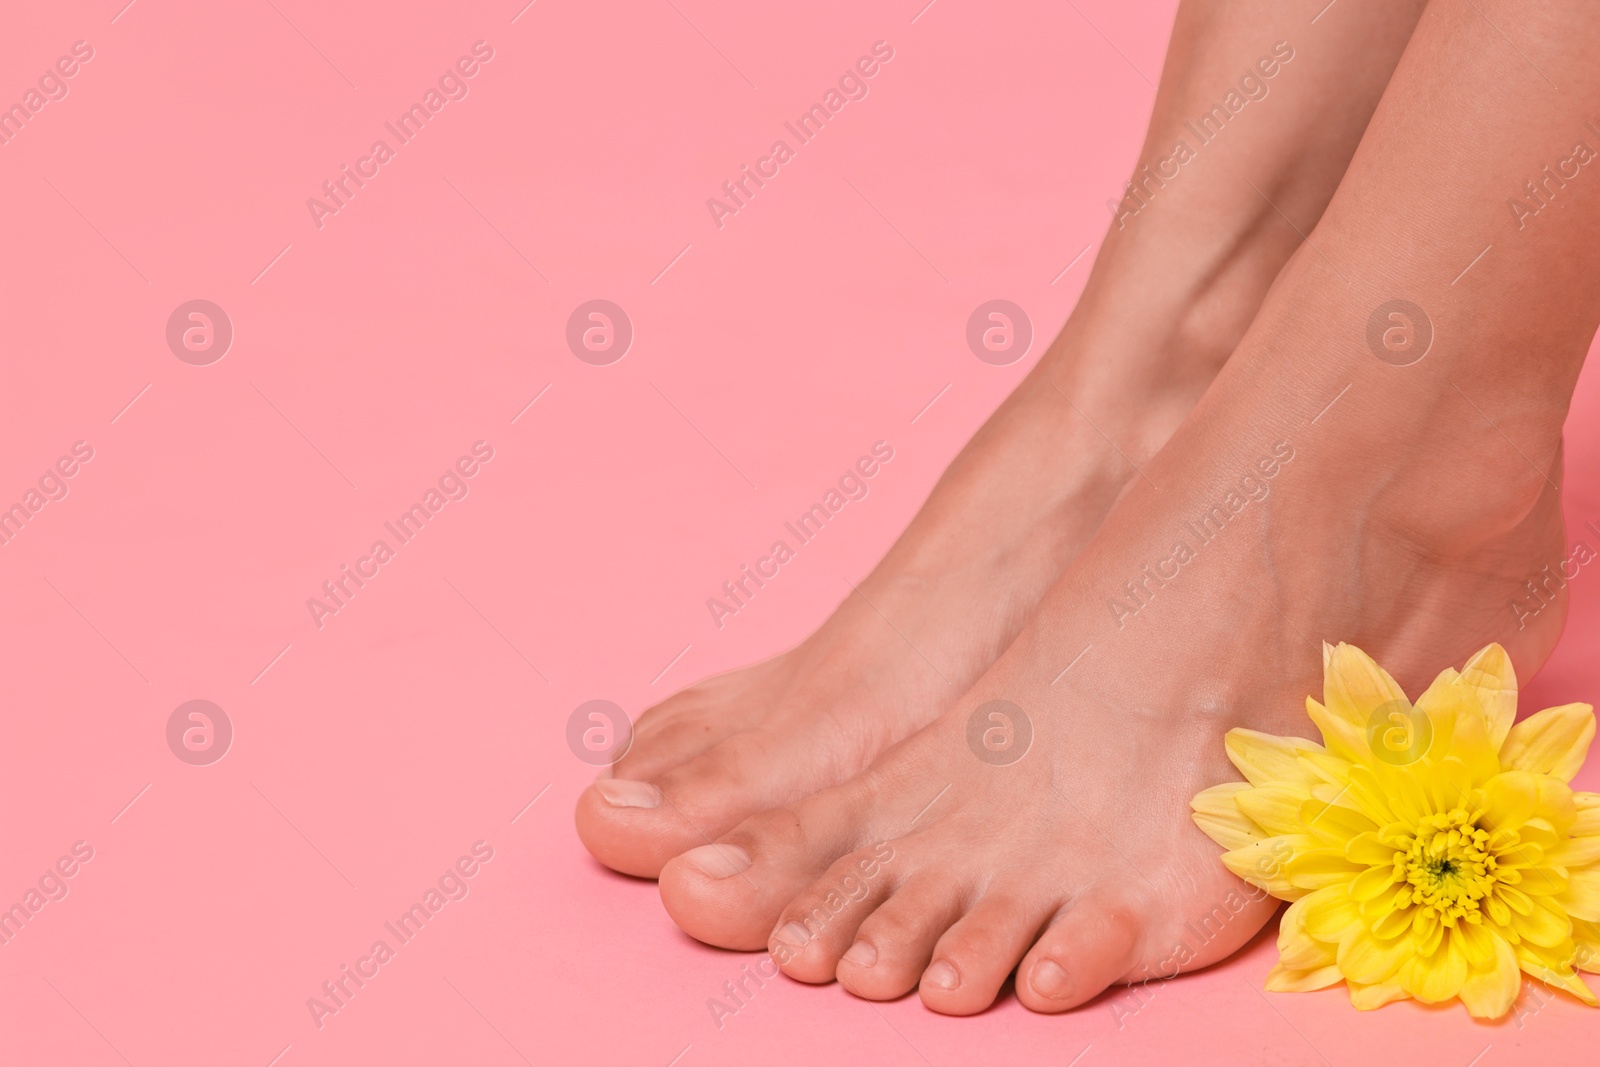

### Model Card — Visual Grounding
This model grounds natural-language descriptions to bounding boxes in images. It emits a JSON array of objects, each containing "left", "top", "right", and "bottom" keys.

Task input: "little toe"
[
  {"left": 1016, "top": 896, "right": 1142, "bottom": 1014},
  {"left": 919, "top": 890, "right": 1056, "bottom": 1016}
]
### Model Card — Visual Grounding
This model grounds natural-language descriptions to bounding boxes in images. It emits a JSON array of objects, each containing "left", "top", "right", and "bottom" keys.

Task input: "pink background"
[{"left": 1, "top": 1, "right": 1595, "bottom": 1063}]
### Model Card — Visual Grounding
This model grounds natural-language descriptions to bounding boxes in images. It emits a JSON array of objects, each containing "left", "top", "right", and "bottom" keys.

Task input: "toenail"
[
  {"left": 773, "top": 921, "right": 813, "bottom": 949},
  {"left": 594, "top": 779, "right": 661, "bottom": 808},
  {"left": 1031, "top": 959, "right": 1072, "bottom": 999},
  {"left": 924, "top": 959, "right": 959, "bottom": 990},
  {"left": 842, "top": 940, "right": 877, "bottom": 967},
  {"left": 679, "top": 844, "right": 752, "bottom": 878}
]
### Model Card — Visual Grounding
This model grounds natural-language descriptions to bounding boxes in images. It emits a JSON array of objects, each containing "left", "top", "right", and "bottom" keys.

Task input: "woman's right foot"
[{"left": 574, "top": 0, "right": 1429, "bottom": 878}]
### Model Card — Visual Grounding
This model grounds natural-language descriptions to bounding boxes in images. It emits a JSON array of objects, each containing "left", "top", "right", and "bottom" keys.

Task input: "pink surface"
[{"left": 1, "top": 1, "right": 1595, "bottom": 1064}]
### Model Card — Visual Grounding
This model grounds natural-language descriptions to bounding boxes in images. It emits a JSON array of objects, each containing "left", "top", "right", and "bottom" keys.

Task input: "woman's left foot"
[{"left": 655, "top": 235, "right": 1576, "bottom": 1013}]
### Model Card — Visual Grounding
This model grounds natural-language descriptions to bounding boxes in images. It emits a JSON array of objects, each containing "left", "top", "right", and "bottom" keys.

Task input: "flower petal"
[
  {"left": 1298, "top": 749, "right": 1355, "bottom": 787},
  {"left": 1409, "top": 929, "right": 1470, "bottom": 1003},
  {"left": 1236, "top": 786, "right": 1314, "bottom": 837},
  {"left": 1342, "top": 764, "right": 1398, "bottom": 826},
  {"left": 1497, "top": 883, "right": 1535, "bottom": 917},
  {"left": 1302, "top": 886, "right": 1362, "bottom": 941},
  {"left": 1460, "top": 643, "right": 1519, "bottom": 751},
  {"left": 1384, "top": 769, "right": 1432, "bottom": 824},
  {"left": 1511, "top": 897, "right": 1573, "bottom": 948},
  {"left": 1372, "top": 903, "right": 1414, "bottom": 939},
  {"left": 1520, "top": 817, "right": 1563, "bottom": 853},
  {"left": 1456, "top": 919, "right": 1499, "bottom": 967},
  {"left": 1305, "top": 697, "right": 1370, "bottom": 765},
  {"left": 1283, "top": 847, "right": 1366, "bottom": 892},
  {"left": 1535, "top": 778, "right": 1578, "bottom": 835},
  {"left": 1458, "top": 929, "right": 1521, "bottom": 1019},
  {"left": 1411, "top": 667, "right": 1465, "bottom": 765},
  {"left": 1518, "top": 943, "right": 1600, "bottom": 1005},
  {"left": 1221, "top": 837, "right": 1304, "bottom": 898},
  {"left": 1348, "top": 980, "right": 1410, "bottom": 1010},
  {"left": 1432, "top": 688, "right": 1499, "bottom": 785},
  {"left": 1277, "top": 895, "right": 1338, "bottom": 969},
  {"left": 1563, "top": 869, "right": 1600, "bottom": 923},
  {"left": 1348, "top": 863, "right": 1401, "bottom": 902},
  {"left": 1339, "top": 927, "right": 1412, "bottom": 984},
  {"left": 1264, "top": 963, "right": 1344, "bottom": 992},
  {"left": 1428, "top": 757, "right": 1475, "bottom": 816},
  {"left": 1225, "top": 728, "right": 1326, "bottom": 789},
  {"left": 1322, "top": 642, "right": 1409, "bottom": 726},
  {"left": 1516, "top": 865, "right": 1570, "bottom": 897},
  {"left": 1500, "top": 703, "right": 1596, "bottom": 782},
  {"left": 1412, "top": 908, "right": 1444, "bottom": 956},
  {"left": 1191, "top": 782, "right": 1263, "bottom": 850},
  {"left": 1345, "top": 832, "right": 1400, "bottom": 867},
  {"left": 1571, "top": 792, "right": 1600, "bottom": 837},
  {"left": 1573, "top": 918, "right": 1600, "bottom": 973},
  {"left": 1480, "top": 771, "right": 1541, "bottom": 834},
  {"left": 1299, "top": 798, "right": 1378, "bottom": 846}
]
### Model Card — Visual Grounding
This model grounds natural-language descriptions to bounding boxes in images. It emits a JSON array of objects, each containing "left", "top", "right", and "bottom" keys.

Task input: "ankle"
[
  {"left": 1240, "top": 256, "right": 1576, "bottom": 554},
  {"left": 1035, "top": 214, "right": 1293, "bottom": 458}
]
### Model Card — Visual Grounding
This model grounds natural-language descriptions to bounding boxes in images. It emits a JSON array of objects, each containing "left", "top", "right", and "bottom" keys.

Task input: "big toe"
[
  {"left": 574, "top": 776, "right": 682, "bottom": 878},
  {"left": 659, "top": 782, "right": 871, "bottom": 949},
  {"left": 575, "top": 732, "right": 786, "bottom": 878}
]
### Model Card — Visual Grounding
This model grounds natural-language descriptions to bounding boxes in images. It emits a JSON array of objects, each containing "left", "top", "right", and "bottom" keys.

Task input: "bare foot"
[
  {"left": 653, "top": 31, "right": 1598, "bottom": 995},
  {"left": 656, "top": 295, "right": 1571, "bottom": 1014},
  {"left": 575, "top": 0, "right": 1428, "bottom": 878}
]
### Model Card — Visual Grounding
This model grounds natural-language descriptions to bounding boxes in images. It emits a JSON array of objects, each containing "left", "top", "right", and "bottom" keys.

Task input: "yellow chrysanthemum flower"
[{"left": 1191, "top": 642, "right": 1600, "bottom": 1018}]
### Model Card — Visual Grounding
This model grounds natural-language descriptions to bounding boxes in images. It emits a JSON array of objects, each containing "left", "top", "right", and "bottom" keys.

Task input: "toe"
[
  {"left": 659, "top": 782, "right": 869, "bottom": 949},
  {"left": 573, "top": 771, "right": 684, "bottom": 879},
  {"left": 919, "top": 890, "right": 1055, "bottom": 1016},
  {"left": 1016, "top": 896, "right": 1142, "bottom": 1014},
  {"left": 835, "top": 872, "right": 969, "bottom": 1001},
  {"left": 575, "top": 731, "right": 779, "bottom": 879},
  {"left": 765, "top": 843, "right": 901, "bottom": 983}
]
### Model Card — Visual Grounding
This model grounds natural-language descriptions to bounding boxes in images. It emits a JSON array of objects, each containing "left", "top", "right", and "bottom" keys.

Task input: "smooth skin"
[
  {"left": 656, "top": 0, "right": 1600, "bottom": 1016},
  {"left": 577, "top": 0, "right": 1429, "bottom": 880}
]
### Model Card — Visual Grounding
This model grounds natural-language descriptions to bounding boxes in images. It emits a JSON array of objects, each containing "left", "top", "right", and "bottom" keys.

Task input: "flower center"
[{"left": 1403, "top": 809, "right": 1498, "bottom": 923}]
